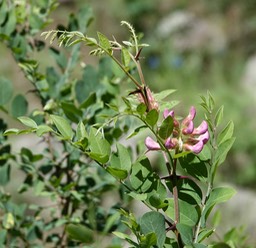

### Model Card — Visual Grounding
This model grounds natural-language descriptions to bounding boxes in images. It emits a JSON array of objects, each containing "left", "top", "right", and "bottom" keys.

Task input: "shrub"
[{"left": 0, "top": 1, "right": 244, "bottom": 247}]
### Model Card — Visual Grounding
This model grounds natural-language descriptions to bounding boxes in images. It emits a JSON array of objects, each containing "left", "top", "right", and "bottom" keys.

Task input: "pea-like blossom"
[
  {"left": 136, "top": 86, "right": 159, "bottom": 111},
  {"left": 145, "top": 106, "right": 209, "bottom": 154}
]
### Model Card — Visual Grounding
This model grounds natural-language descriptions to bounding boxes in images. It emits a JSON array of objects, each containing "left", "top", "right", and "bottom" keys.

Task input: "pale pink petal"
[
  {"left": 182, "top": 121, "right": 194, "bottom": 135},
  {"left": 184, "top": 140, "right": 204, "bottom": 154},
  {"left": 145, "top": 136, "right": 161, "bottom": 150},
  {"left": 189, "top": 106, "right": 196, "bottom": 120},
  {"left": 198, "top": 130, "right": 209, "bottom": 144},
  {"left": 182, "top": 106, "right": 196, "bottom": 126},
  {"left": 163, "top": 109, "right": 174, "bottom": 119},
  {"left": 193, "top": 120, "right": 208, "bottom": 135},
  {"left": 165, "top": 137, "right": 177, "bottom": 149}
]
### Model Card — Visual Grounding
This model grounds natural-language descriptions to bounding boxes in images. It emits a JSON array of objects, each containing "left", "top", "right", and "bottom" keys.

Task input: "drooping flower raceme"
[{"left": 145, "top": 106, "right": 209, "bottom": 154}]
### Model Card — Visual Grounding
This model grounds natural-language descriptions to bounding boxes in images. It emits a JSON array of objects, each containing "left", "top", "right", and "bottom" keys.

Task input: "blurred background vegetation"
[{"left": 1, "top": 0, "right": 256, "bottom": 245}]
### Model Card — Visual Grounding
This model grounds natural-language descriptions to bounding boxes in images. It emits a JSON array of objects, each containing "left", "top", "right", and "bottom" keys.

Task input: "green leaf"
[
  {"left": 2, "top": 8, "right": 16, "bottom": 35},
  {"left": 178, "top": 179, "right": 203, "bottom": 205},
  {"left": 127, "top": 192, "right": 147, "bottom": 201},
  {"left": 2, "top": 212, "right": 14, "bottom": 229},
  {"left": 127, "top": 125, "right": 147, "bottom": 139},
  {"left": 113, "top": 231, "right": 134, "bottom": 242},
  {"left": 146, "top": 109, "right": 158, "bottom": 127},
  {"left": 74, "top": 138, "right": 89, "bottom": 151},
  {"left": 154, "top": 89, "right": 176, "bottom": 102},
  {"left": 217, "top": 121, "right": 234, "bottom": 145},
  {"left": 89, "top": 152, "right": 109, "bottom": 164},
  {"left": 159, "top": 116, "right": 173, "bottom": 139},
  {"left": 75, "top": 66, "right": 99, "bottom": 104},
  {"left": 179, "top": 154, "right": 208, "bottom": 180},
  {"left": 192, "top": 244, "right": 208, "bottom": 248},
  {"left": 85, "top": 37, "right": 98, "bottom": 46},
  {"left": 203, "top": 187, "right": 236, "bottom": 224},
  {"left": 70, "top": 190, "right": 83, "bottom": 201},
  {"left": 49, "top": 47, "right": 67, "bottom": 70},
  {"left": 197, "top": 145, "right": 211, "bottom": 161},
  {"left": 165, "top": 199, "right": 199, "bottom": 226},
  {"left": 207, "top": 91, "right": 215, "bottom": 111},
  {"left": 34, "top": 180, "right": 45, "bottom": 196},
  {"left": 130, "top": 157, "right": 153, "bottom": 192},
  {"left": 3, "top": 128, "right": 20, "bottom": 135},
  {"left": 50, "top": 115, "right": 73, "bottom": 140},
  {"left": 197, "top": 228, "right": 215, "bottom": 243},
  {"left": 0, "top": 164, "right": 10, "bottom": 186},
  {"left": 214, "top": 105, "right": 224, "bottom": 127},
  {"left": 159, "top": 100, "right": 180, "bottom": 112},
  {"left": 103, "top": 211, "right": 120, "bottom": 234},
  {"left": 76, "top": 121, "right": 88, "bottom": 141},
  {"left": 17, "top": 116, "right": 37, "bottom": 128},
  {"left": 0, "top": 77, "right": 13, "bottom": 105},
  {"left": 122, "top": 97, "right": 132, "bottom": 110},
  {"left": 61, "top": 101, "right": 82, "bottom": 123},
  {"left": 0, "top": 1, "right": 8, "bottom": 26},
  {"left": 97, "top": 32, "right": 111, "bottom": 52},
  {"left": 11, "top": 94, "right": 28, "bottom": 117},
  {"left": 88, "top": 127, "right": 110, "bottom": 163},
  {"left": 121, "top": 47, "right": 130, "bottom": 67},
  {"left": 176, "top": 223, "right": 193, "bottom": 245},
  {"left": 140, "top": 211, "right": 166, "bottom": 248},
  {"left": 89, "top": 128, "right": 110, "bottom": 154},
  {"left": 148, "top": 194, "right": 168, "bottom": 209},
  {"left": 66, "top": 224, "right": 94, "bottom": 244},
  {"left": 140, "top": 232, "right": 157, "bottom": 247},
  {"left": 0, "top": 229, "right": 7, "bottom": 244},
  {"left": 122, "top": 41, "right": 133, "bottom": 47},
  {"left": 136, "top": 103, "right": 147, "bottom": 116},
  {"left": 206, "top": 187, "right": 236, "bottom": 209},
  {"left": 36, "top": 125, "right": 53, "bottom": 137},
  {"left": 214, "top": 137, "right": 235, "bottom": 166},
  {"left": 80, "top": 92, "right": 97, "bottom": 109},
  {"left": 116, "top": 143, "right": 131, "bottom": 171},
  {"left": 106, "top": 167, "right": 128, "bottom": 180}
]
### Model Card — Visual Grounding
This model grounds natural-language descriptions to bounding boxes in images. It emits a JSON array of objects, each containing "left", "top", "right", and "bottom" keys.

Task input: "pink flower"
[
  {"left": 184, "top": 140, "right": 204, "bottom": 154},
  {"left": 163, "top": 109, "right": 174, "bottom": 118},
  {"left": 182, "top": 121, "right": 194, "bottom": 135},
  {"left": 192, "top": 120, "right": 208, "bottom": 135},
  {"left": 145, "top": 106, "right": 209, "bottom": 154},
  {"left": 145, "top": 136, "right": 161, "bottom": 150},
  {"left": 165, "top": 137, "right": 177, "bottom": 149},
  {"left": 182, "top": 106, "right": 196, "bottom": 126}
]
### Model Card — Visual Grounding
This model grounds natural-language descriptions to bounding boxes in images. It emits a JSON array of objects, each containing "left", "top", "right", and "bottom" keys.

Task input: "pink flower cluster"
[{"left": 145, "top": 106, "right": 209, "bottom": 154}]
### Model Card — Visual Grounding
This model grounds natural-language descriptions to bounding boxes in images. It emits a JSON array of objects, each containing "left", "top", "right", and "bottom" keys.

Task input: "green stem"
[
  {"left": 130, "top": 53, "right": 146, "bottom": 87},
  {"left": 172, "top": 156, "right": 179, "bottom": 224},
  {"left": 84, "top": 36, "right": 142, "bottom": 90},
  {"left": 193, "top": 170, "right": 212, "bottom": 243},
  {"left": 194, "top": 112, "right": 218, "bottom": 243}
]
